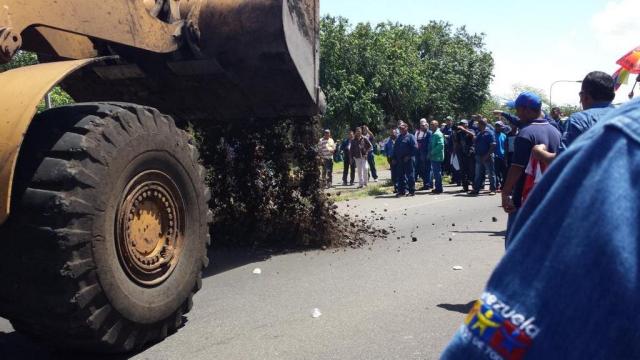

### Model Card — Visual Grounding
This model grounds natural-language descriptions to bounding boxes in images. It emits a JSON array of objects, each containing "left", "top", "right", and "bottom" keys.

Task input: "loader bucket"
[{"left": 60, "top": 0, "right": 324, "bottom": 122}]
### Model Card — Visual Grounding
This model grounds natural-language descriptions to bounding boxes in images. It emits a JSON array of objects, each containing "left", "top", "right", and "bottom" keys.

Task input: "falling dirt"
[{"left": 193, "top": 117, "right": 384, "bottom": 250}]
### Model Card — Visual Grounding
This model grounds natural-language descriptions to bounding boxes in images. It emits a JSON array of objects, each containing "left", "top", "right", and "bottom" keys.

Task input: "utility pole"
[{"left": 45, "top": 91, "right": 52, "bottom": 109}]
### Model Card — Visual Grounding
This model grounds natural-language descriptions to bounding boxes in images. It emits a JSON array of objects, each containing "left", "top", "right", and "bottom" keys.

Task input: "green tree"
[
  {"left": 320, "top": 16, "right": 494, "bottom": 138},
  {"left": 0, "top": 51, "right": 37, "bottom": 71},
  {"left": 0, "top": 51, "right": 74, "bottom": 110}
]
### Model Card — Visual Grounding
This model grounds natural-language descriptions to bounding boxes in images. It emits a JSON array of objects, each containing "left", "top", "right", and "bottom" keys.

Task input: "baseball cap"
[
  {"left": 419, "top": 118, "right": 428, "bottom": 126},
  {"left": 495, "top": 121, "right": 505, "bottom": 127},
  {"left": 445, "top": 116, "right": 453, "bottom": 121},
  {"left": 505, "top": 100, "right": 516, "bottom": 109},
  {"left": 323, "top": 129, "right": 330, "bottom": 133},
  {"left": 514, "top": 92, "right": 542, "bottom": 111},
  {"left": 459, "top": 119, "right": 469, "bottom": 125}
]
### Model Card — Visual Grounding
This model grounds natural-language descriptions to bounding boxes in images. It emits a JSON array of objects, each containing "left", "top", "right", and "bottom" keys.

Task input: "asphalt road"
[{"left": 0, "top": 186, "right": 506, "bottom": 360}]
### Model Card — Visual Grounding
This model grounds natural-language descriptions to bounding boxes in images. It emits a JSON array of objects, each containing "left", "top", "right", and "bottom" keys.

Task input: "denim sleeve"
[
  {"left": 442, "top": 100, "right": 640, "bottom": 360},
  {"left": 559, "top": 113, "right": 585, "bottom": 152}
]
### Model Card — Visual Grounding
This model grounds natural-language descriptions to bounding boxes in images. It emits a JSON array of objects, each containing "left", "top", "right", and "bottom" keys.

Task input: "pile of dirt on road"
[{"left": 193, "top": 117, "right": 385, "bottom": 250}]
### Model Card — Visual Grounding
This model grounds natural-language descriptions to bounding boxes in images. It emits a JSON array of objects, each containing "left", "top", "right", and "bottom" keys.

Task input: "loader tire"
[{"left": 0, "top": 103, "right": 211, "bottom": 353}]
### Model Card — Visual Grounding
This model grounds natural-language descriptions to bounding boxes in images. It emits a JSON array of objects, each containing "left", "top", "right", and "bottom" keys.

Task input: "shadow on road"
[
  {"left": 374, "top": 194, "right": 398, "bottom": 199},
  {"left": 452, "top": 230, "right": 506, "bottom": 237},
  {"left": 0, "top": 331, "right": 135, "bottom": 360},
  {"left": 202, "top": 246, "right": 274, "bottom": 279},
  {"left": 436, "top": 301, "right": 476, "bottom": 314}
]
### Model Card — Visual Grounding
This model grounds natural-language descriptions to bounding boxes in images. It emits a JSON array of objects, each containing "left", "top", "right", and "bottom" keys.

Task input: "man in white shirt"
[{"left": 318, "top": 129, "right": 336, "bottom": 188}]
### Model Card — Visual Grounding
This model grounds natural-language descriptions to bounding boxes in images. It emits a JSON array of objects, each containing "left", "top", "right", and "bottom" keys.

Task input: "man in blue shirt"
[
  {"left": 453, "top": 120, "right": 477, "bottom": 193},
  {"left": 415, "top": 118, "right": 433, "bottom": 190},
  {"left": 533, "top": 71, "right": 616, "bottom": 165},
  {"left": 500, "top": 92, "right": 561, "bottom": 241},
  {"left": 384, "top": 128, "right": 399, "bottom": 193},
  {"left": 471, "top": 119, "right": 497, "bottom": 195},
  {"left": 494, "top": 121, "right": 508, "bottom": 190},
  {"left": 393, "top": 121, "right": 418, "bottom": 196},
  {"left": 442, "top": 97, "right": 640, "bottom": 360},
  {"left": 443, "top": 116, "right": 455, "bottom": 179},
  {"left": 550, "top": 107, "right": 567, "bottom": 133}
]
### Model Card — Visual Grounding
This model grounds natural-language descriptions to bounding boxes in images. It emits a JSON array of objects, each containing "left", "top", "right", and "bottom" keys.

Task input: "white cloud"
[
  {"left": 592, "top": 0, "right": 640, "bottom": 54},
  {"left": 491, "top": 0, "right": 640, "bottom": 106},
  {"left": 489, "top": 28, "right": 588, "bottom": 106},
  {"left": 591, "top": 0, "right": 640, "bottom": 103}
]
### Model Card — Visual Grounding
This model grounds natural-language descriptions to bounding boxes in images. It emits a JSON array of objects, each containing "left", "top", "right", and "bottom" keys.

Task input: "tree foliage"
[
  {"left": 0, "top": 51, "right": 74, "bottom": 111},
  {"left": 0, "top": 51, "right": 38, "bottom": 71},
  {"left": 320, "top": 16, "right": 494, "bottom": 137}
]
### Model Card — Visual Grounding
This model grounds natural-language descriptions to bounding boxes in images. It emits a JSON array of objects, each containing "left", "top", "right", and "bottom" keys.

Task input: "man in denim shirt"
[
  {"left": 532, "top": 71, "right": 615, "bottom": 165},
  {"left": 442, "top": 98, "right": 640, "bottom": 360},
  {"left": 394, "top": 122, "right": 418, "bottom": 196}
]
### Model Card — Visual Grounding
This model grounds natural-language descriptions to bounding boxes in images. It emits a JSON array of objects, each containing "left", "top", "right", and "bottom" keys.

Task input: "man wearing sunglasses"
[{"left": 533, "top": 71, "right": 615, "bottom": 165}]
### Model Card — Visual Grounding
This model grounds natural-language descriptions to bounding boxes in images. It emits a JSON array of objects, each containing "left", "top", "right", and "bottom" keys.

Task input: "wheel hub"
[{"left": 116, "top": 171, "right": 185, "bottom": 287}]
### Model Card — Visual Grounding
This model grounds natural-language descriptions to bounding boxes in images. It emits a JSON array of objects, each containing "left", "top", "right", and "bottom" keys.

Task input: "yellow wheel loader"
[{"left": 0, "top": 0, "right": 322, "bottom": 352}]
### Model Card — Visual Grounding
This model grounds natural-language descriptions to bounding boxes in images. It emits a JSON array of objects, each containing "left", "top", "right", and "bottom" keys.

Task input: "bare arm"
[
  {"left": 501, "top": 165, "right": 524, "bottom": 213},
  {"left": 460, "top": 128, "right": 476, "bottom": 139},
  {"left": 484, "top": 143, "right": 496, "bottom": 161},
  {"left": 532, "top": 144, "right": 557, "bottom": 166}
]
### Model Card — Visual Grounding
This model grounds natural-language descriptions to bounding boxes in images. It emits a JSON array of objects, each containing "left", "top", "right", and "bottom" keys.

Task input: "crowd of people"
[
  {"left": 317, "top": 70, "right": 640, "bottom": 357},
  {"left": 318, "top": 71, "right": 617, "bottom": 234},
  {"left": 443, "top": 70, "right": 631, "bottom": 359},
  {"left": 318, "top": 114, "right": 519, "bottom": 198}
]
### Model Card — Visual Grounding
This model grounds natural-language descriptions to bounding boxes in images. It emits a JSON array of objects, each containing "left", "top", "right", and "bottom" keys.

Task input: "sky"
[{"left": 320, "top": 0, "right": 640, "bottom": 107}]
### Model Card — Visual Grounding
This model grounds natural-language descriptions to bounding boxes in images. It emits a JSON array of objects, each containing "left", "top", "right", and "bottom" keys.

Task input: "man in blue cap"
[{"left": 500, "top": 92, "right": 561, "bottom": 242}]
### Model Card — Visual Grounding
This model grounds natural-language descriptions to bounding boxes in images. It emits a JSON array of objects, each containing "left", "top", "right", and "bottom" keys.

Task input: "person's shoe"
[
  {"left": 489, "top": 191, "right": 497, "bottom": 195},
  {"left": 406, "top": 192, "right": 415, "bottom": 197},
  {"left": 468, "top": 190, "right": 480, "bottom": 195},
  {"left": 431, "top": 189, "right": 443, "bottom": 194},
  {"left": 357, "top": 185, "right": 364, "bottom": 189},
  {"left": 342, "top": 181, "right": 348, "bottom": 186},
  {"left": 373, "top": 178, "right": 379, "bottom": 182},
  {"left": 496, "top": 189, "right": 502, "bottom": 193}
]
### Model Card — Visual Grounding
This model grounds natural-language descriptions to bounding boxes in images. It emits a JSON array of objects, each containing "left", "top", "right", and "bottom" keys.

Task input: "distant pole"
[
  {"left": 629, "top": 75, "right": 640, "bottom": 99},
  {"left": 45, "top": 91, "right": 52, "bottom": 109},
  {"left": 549, "top": 80, "right": 582, "bottom": 108}
]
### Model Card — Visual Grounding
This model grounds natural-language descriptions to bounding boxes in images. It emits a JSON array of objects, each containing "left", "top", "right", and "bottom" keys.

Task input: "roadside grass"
[
  {"left": 330, "top": 174, "right": 455, "bottom": 203},
  {"left": 331, "top": 179, "right": 394, "bottom": 202},
  {"left": 333, "top": 154, "right": 390, "bottom": 172}
]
